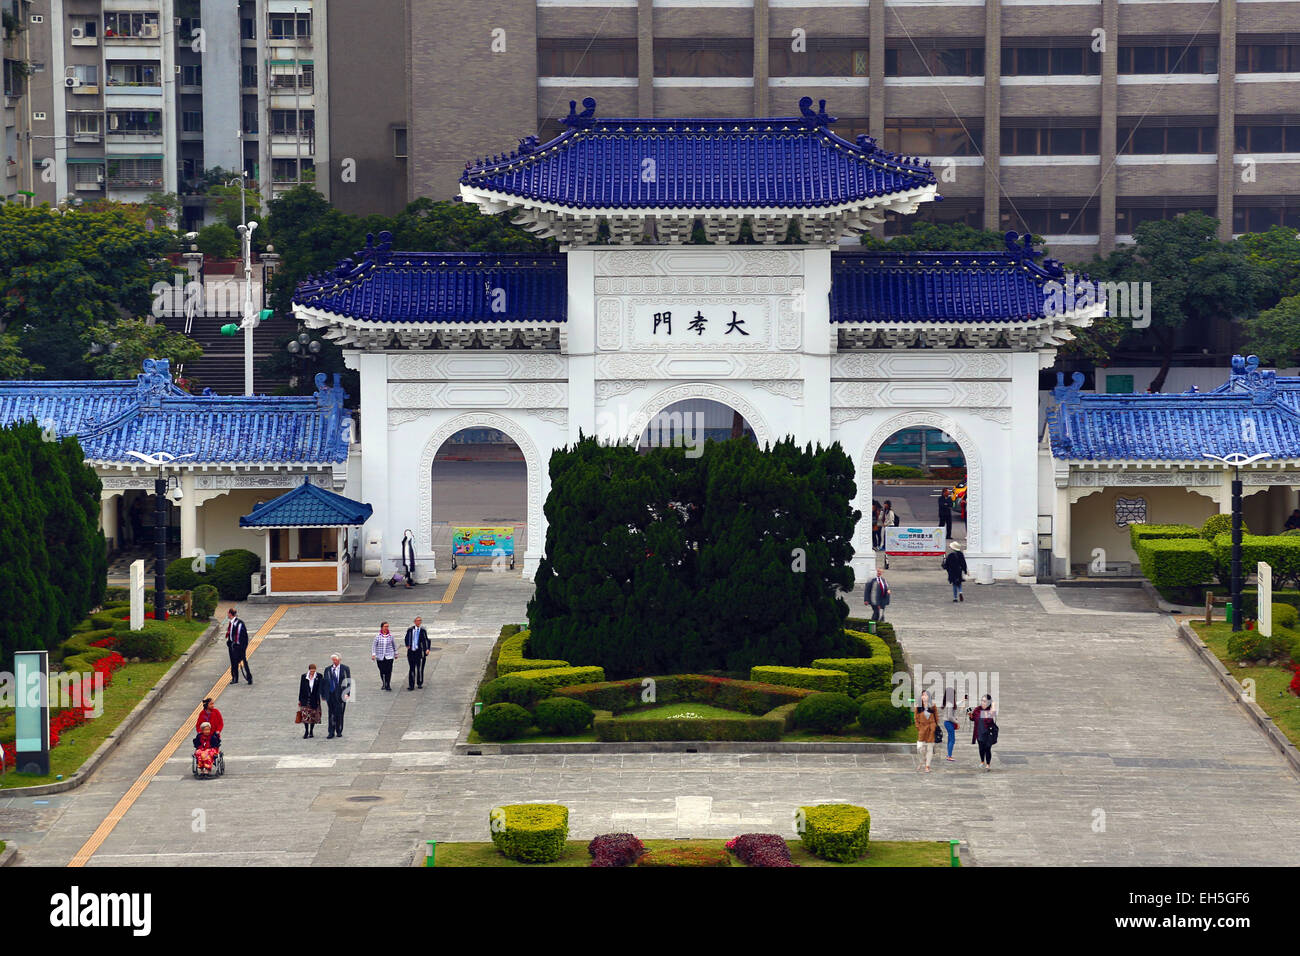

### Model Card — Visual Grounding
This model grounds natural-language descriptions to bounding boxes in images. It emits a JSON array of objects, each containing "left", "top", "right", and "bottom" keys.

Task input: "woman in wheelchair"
[{"left": 193, "top": 721, "right": 222, "bottom": 776}]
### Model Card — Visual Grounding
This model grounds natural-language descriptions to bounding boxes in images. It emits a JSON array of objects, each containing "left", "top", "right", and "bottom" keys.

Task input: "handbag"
[
  {"left": 294, "top": 708, "right": 304, "bottom": 724},
  {"left": 934, "top": 723, "right": 943, "bottom": 744}
]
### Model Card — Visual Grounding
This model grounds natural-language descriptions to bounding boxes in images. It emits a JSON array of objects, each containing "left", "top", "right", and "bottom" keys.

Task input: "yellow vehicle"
[{"left": 952, "top": 482, "right": 968, "bottom": 519}]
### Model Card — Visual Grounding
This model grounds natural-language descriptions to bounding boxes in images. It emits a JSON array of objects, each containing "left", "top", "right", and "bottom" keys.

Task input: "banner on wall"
[
  {"left": 884, "top": 526, "right": 947, "bottom": 557},
  {"left": 451, "top": 527, "right": 515, "bottom": 558}
]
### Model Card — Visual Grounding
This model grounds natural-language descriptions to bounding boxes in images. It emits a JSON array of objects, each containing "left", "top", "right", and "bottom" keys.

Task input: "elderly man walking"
[
  {"left": 404, "top": 616, "right": 430, "bottom": 690},
  {"left": 371, "top": 621, "right": 397, "bottom": 691},
  {"left": 324, "top": 654, "right": 351, "bottom": 739}
]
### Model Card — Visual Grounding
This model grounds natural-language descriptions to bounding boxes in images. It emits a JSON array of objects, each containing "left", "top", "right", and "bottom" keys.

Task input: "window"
[
  {"left": 70, "top": 112, "right": 100, "bottom": 140},
  {"left": 1116, "top": 201, "right": 1215, "bottom": 232},
  {"left": 270, "top": 530, "right": 289, "bottom": 562},
  {"left": 182, "top": 110, "right": 202, "bottom": 132},
  {"left": 72, "top": 163, "right": 103, "bottom": 185},
  {"left": 654, "top": 38, "right": 752, "bottom": 77},
  {"left": 537, "top": 37, "right": 637, "bottom": 76},
  {"left": 298, "top": 529, "right": 324, "bottom": 560},
  {"left": 107, "top": 62, "right": 160, "bottom": 87},
  {"left": 107, "top": 110, "right": 162, "bottom": 134},
  {"left": 1237, "top": 42, "right": 1300, "bottom": 72},
  {"left": 242, "top": 111, "right": 259, "bottom": 134},
  {"left": 886, "top": 45, "right": 983, "bottom": 77},
  {"left": 1001, "top": 125, "right": 1099, "bottom": 155},
  {"left": 105, "top": 157, "right": 163, "bottom": 187},
  {"left": 1237, "top": 121, "right": 1300, "bottom": 152},
  {"left": 768, "top": 38, "right": 868, "bottom": 77},
  {"left": 1234, "top": 199, "right": 1300, "bottom": 232},
  {"left": 1002, "top": 44, "right": 1100, "bottom": 76},
  {"left": 394, "top": 126, "right": 408, "bottom": 159},
  {"left": 181, "top": 64, "right": 202, "bottom": 86},
  {"left": 268, "top": 63, "right": 312, "bottom": 90},
  {"left": 71, "top": 19, "right": 97, "bottom": 38},
  {"left": 1117, "top": 44, "right": 1217, "bottom": 74},
  {"left": 71, "top": 64, "right": 98, "bottom": 85},
  {"left": 1002, "top": 200, "right": 1098, "bottom": 234},
  {"left": 177, "top": 17, "right": 201, "bottom": 41},
  {"left": 885, "top": 119, "right": 983, "bottom": 157},
  {"left": 272, "top": 158, "right": 308, "bottom": 182},
  {"left": 271, "top": 109, "right": 314, "bottom": 134},
  {"left": 241, "top": 63, "right": 257, "bottom": 87},
  {"left": 269, "top": 13, "right": 311, "bottom": 39},
  {"left": 884, "top": 198, "right": 981, "bottom": 236},
  {"left": 103, "top": 12, "right": 160, "bottom": 39},
  {"left": 241, "top": 17, "right": 254, "bottom": 40},
  {"left": 1118, "top": 121, "right": 1216, "bottom": 154},
  {"left": 831, "top": 117, "right": 871, "bottom": 141}
]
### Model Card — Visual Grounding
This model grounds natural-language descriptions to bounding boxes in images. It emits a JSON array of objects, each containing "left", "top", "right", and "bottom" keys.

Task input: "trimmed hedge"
[
  {"left": 534, "top": 697, "right": 594, "bottom": 735},
  {"left": 480, "top": 676, "right": 547, "bottom": 710},
  {"left": 812, "top": 656, "right": 891, "bottom": 696},
  {"left": 512, "top": 665, "right": 605, "bottom": 695},
  {"left": 844, "top": 620, "right": 905, "bottom": 673},
  {"left": 1202, "top": 513, "right": 1240, "bottom": 541},
  {"left": 1211, "top": 533, "right": 1300, "bottom": 586},
  {"left": 59, "top": 628, "right": 115, "bottom": 664},
  {"left": 114, "top": 626, "right": 173, "bottom": 661},
  {"left": 593, "top": 715, "right": 783, "bottom": 742},
  {"left": 873, "top": 463, "right": 926, "bottom": 479},
  {"left": 489, "top": 804, "right": 569, "bottom": 863},
  {"left": 192, "top": 585, "right": 219, "bottom": 621},
  {"left": 211, "top": 548, "right": 262, "bottom": 601},
  {"left": 61, "top": 646, "right": 114, "bottom": 673},
  {"left": 496, "top": 629, "right": 570, "bottom": 675},
  {"left": 473, "top": 703, "right": 533, "bottom": 741},
  {"left": 1136, "top": 538, "right": 1215, "bottom": 588},
  {"left": 798, "top": 803, "right": 871, "bottom": 863},
  {"left": 165, "top": 556, "right": 204, "bottom": 592},
  {"left": 857, "top": 691, "right": 912, "bottom": 735},
  {"left": 749, "top": 666, "right": 849, "bottom": 694},
  {"left": 554, "top": 674, "right": 813, "bottom": 715},
  {"left": 1273, "top": 602, "right": 1300, "bottom": 630},
  {"left": 1128, "top": 523, "right": 1200, "bottom": 551},
  {"left": 792, "top": 692, "right": 859, "bottom": 733}
]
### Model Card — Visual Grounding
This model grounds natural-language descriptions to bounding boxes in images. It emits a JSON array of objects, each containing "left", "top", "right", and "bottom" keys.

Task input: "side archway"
[
  {"left": 416, "top": 412, "right": 545, "bottom": 576},
  {"left": 624, "top": 383, "right": 776, "bottom": 448},
  {"left": 858, "top": 410, "right": 983, "bottom": 556}
]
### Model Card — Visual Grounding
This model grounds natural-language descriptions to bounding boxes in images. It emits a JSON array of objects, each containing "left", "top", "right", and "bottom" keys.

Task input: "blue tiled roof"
[
  {"left": 1047, "top": 357, "right": 1300, "bottom": 461},
  {"left": 240, "top": 478, "right": 372, "bottom": 527},
  {"left": 293, "top": 234, "right": 566, "bottom": 324},
  {"left": 832, "top": 234, "right": 1075, "bottom": 323},
  {"left": 460, "top": 97, "right": 936, "bottom": 210},
  {"left": 0, "top": 360, "right": 350, "bottom": 465}
]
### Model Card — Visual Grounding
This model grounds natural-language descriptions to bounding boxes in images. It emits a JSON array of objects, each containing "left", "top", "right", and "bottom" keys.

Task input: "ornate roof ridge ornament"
[
  {"left": 562, "top": 96, "right": 598, "bottom": 129},
  {"left": 798, "top": 95, "right": 837, "bottom": 127}
]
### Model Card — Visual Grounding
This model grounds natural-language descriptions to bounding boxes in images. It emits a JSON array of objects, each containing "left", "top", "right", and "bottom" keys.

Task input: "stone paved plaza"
[{"left": 6, "top": 564, "right": 1300, "bottom": 867}]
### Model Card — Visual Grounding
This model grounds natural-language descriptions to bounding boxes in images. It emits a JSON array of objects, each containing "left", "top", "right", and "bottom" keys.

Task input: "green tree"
[
  {"left": 1240, "top": 295, "right": 1300, "bottom": 366},
  {"left": 0, "top": 203, "right": 171, "bottom": 378},
  {"left": 195, "top": 222, "right": 240, "bottom": 258},
  {"left": 860, "top": 221, "right": 1014, "bottom": 252},
  {"left": 1236, "top": 225, "right": 1300, "bottom": 304},
  {"left": 83, "top": 317, "right": 203, "bottom": 379},
  {"left": 0, "top": 333, "right": 41, "bottom": 378}
]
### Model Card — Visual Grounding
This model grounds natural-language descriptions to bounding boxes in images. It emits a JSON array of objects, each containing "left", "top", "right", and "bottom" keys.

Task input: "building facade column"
[
  {"left": 357, "top": 350, "right": 391, "bottom": 571},
  {"left": 100, "top": 493, "right": 120, "bottom": 555},
  {"left": 800, "top": 248, "right": 832, "bottom": 448},
  {"left": 179, "top": 473, "right": 198, "bottom": 560},
  {"left": 1098, "top": 0, "right": 1119, "bottom": 254},
  {"left": 1009, "top": 352, "right": 1041, "bottom": 581},
  {"left": 567, "top": 248, "right": 596, "bottom": 444},
  {"left": 1216, "top": 0, "right": 1238, "bottom": 243},
  {"left": 638, "top": 0, "right": 655, "bottom": 116},
  {"left": 753, "top": 0, "right": 770, "bottom": 116},
  {"left": 982, "top": 0, "right": 1003, "bottom": 232}
]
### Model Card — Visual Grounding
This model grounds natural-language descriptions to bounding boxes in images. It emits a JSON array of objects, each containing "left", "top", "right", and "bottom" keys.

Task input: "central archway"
[
  {"left": 625, "top": 383, "right": 775, "bottom": 448},
  {"left": 857, "top": 411, "right": 983, "bottom": 560}
]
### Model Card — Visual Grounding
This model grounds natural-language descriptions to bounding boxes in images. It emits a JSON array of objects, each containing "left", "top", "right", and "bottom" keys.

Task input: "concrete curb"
[
  {"left": 0, "top": 844, "right": 16, "bottom": 867},
  {"left": 456, "top": 740, "right": 917, "bottom": 755},
  {"left": 1175, "top": 621, "right": 1300, "bottom": 779},
  {"left": 0, "top": 619, "right": 220, "bottom": 798},
  {"left": 1142, "top": 580, "right": 1203, "bottom": 615}
]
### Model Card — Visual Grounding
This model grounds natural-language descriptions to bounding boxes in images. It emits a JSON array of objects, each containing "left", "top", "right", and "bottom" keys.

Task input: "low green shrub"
[
  {"left": 211, "top": 548, "right": 262, "bottom": 601},
  {"left": 554, "top": 674, "right": 812, "bottom": 715},
  {"left": 1202, "top": 513, "right": 1240, "bottom": 541},
  {"left": 857, "top": 691, "right": 911, "bottom": 735},
  {"left": 749, "top": 666, "right": 849, "bottom": 694},
  {"left": 1226, "top": 631, "right": 1272, "bottom": 661},
  {"left": 593, "top": 715, "right": 783, "bottom": 742},
  {"left": 111, "top": 621, "right": 175, "bottom": 661},
  {"left": 480, "top": 676, "right": 547, "bottom": 710},
  {"left": 1136, "top": 538, "right": 1215, "bottom": 588},
  {"left": 637, "top": 846, "right": 730, "bottom": 867},
  {"left": 873, "top": 463, "right": 925, "bottom": 480},
  {"left": 60, "top": 647, "right": 113, "bottom": 672},
  {"left": 763, "top": 701, "right": 799, "bottom": 732},
  {"left": 165, "top": 556, "right": 204, "bottom": 591},
  {"left": 1273, "top": 603, "right": 1300, "bottom": 630},
  {"left": 813, "top": 656, "right": 891, "bottom": 696},
  {"left": 59, "top": 628, "right": 115, "bottom": 663},
  {"left": 496, "top": 630, "right": 570, "bottom": 675},
  {"left": 191, "top": 585, "right": 219, "bottom": 621},
  {"left": 472, "top": 703, "right": 533, "bottom": 741},
  {"left": 1127, "top": 523, "right": 1200, "bottom": 551},
  {"left": 534, "top": 697, "right": 594, "bottom": 735},
  {"left": 512, "top": 666, "right": 605, "bottom": 695},
  {"left": 844, "top": 620, "right": 905, "bottom": 672},
  {"left": 798, "top": 804, "right": 871, "bottom": 863},
  {"left": 1211, "top": 534, "right": 1300, "bottom": 586},
  {"left": 792, "top": 692, "right": 859, "bottom": 733},
  {"left": 489, "top": 804, "right": 569, "bottom": 863},
  {"left": 90, "top": 610, "right": 124, "bottom": 630}
]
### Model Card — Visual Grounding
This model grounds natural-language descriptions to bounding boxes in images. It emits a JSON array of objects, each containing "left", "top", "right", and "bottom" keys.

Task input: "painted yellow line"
[
  {"left": 68, "top": 605, "right": 289, "bottom": 868},
  {"left": 299, "top": 565, "right": 468, "bottom": 607}
]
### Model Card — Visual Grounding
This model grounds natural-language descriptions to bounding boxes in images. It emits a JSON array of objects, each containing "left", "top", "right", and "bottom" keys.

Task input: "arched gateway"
[{"left": 293, "top": 97, "right": 1101, "bottom": 580}]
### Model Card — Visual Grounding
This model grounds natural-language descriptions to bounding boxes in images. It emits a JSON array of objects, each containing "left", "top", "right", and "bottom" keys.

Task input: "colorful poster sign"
[
  {"left": 884, "top": 526, "right": 947, "bottom": 557},
  {"left": 452, "top": 527, "right": 515, "bottom": 557}
]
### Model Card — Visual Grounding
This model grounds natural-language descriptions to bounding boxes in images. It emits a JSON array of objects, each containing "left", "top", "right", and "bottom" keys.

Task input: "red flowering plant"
[
  {"left": 1290, "top": 662, "right": 1300, "bottom": 697},
  {"left": 89, "top": 636, "right": 118, "bottom": 649},
  {"left": 588, "top": 833, "right": 646, "bottom": 867},
  {"left": 726, "top": 833, "right": 798, "bottom": 867}
]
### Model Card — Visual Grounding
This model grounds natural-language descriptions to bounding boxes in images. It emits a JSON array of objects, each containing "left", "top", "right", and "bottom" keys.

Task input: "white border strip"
[{"left": 538, "top": 76, "right": 638, "bottom": 88}]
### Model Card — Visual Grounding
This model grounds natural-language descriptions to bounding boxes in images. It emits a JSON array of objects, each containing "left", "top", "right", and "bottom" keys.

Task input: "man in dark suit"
[
  {"left": 226, "top": 609, "right": 252, "bottom": 684},
  {"left": 404, "top": 616, "right": 430, "bottom": 690},
  {"left": 324, "top": 654, "right": 351, "bottom": 739}
]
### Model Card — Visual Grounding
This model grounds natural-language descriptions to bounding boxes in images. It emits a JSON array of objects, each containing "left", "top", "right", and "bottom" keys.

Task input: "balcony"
[
  {"left": 73, "top": 131, "right": 102, "bottom": 144},
  {"left": 107, "top": 176, "right": 163, "bottom": 189}
]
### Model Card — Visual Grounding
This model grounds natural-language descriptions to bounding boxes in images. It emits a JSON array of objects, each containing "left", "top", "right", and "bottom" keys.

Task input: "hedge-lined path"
[{"left": 6, "top": 568, "right": 1300, "bottom": 866}]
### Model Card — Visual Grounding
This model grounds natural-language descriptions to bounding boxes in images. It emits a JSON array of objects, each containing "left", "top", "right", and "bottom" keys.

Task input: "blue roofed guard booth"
[
  {"left": 240, "top": 478, "right": 373, "bottom": 597},
  {"left": 294, "top": 97, "right": 1106, "bottom": 582}
]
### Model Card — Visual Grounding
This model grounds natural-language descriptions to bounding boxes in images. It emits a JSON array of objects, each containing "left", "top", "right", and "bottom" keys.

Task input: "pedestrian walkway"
[{"left": 5, "top": 566, "right": 1300, "bottom": 866}]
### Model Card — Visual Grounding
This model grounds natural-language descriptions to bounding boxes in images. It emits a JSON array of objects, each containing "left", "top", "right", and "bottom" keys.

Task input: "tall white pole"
[{"left": 239, "top": 220, "right": 258, "bottom": 395}]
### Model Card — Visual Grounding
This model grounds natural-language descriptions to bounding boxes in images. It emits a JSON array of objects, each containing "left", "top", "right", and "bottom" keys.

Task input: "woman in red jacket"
[
  {"left": 970, "top": 695, "right": 998, "bottom": 771},
  {"left": 196, "top": 698, "right": 223, "bottom": 735}
]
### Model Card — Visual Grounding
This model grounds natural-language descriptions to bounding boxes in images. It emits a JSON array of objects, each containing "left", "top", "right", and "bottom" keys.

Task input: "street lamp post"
[
  {"left": 126, "top": 451, "right": 196, "bottom": 620},
  {"left": 285, "top": 331, "right": 322, "bottom": 388},
  {"left": 1203, "top": 452, "right": 1272, "bottom": 631}
]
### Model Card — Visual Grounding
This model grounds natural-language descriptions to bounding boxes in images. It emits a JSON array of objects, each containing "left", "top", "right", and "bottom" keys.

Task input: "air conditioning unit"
[
  {"left": 64, "top": 76, "right": 82, "bottom": 88},
  {"left": 140, "top": 23, "right": 159, "bottom": 38},
  {"left": 71, "top": 27, "right": 84, "bottom": 39}
]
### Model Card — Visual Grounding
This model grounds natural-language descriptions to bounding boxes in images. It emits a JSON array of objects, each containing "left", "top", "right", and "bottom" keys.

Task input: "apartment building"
[
  {"left": 401, "top": 0, "right": 1300, "bottom": 259},
  {"left": 4, "top": 0, "right": 325, "bottom": 225}
]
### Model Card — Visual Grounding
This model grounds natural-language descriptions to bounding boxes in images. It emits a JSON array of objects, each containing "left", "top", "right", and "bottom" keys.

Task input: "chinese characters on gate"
[{"left": 652, "top": 309, "right": 749, "bottom": 337}]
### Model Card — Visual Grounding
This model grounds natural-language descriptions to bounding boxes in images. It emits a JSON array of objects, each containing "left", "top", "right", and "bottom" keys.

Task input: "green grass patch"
[
  {"left": 0, "top": 619, "right": 209, "bottom": 789},
  {"left": 1190, "top": 621, "right": 1300, "bottom": 749},
  {"left": 429, "top": 838, "right": 949, "bottom": 867},
  {"left": 614, "top": 702, "right": 748, "bottom": 721}
]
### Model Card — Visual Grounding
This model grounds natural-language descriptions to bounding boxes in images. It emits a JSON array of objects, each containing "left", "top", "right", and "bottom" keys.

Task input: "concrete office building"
[
  {"left": 386, "top": 0, "right": 1300, "bottom": 259},
  {"left": 3, "top": 0, "right": 325, "bottom": 222}
]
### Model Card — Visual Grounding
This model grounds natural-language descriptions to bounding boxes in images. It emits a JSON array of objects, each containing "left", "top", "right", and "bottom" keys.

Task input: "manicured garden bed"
[
  {"left": 1190, "top": 620, "right": 1300, "bottom": 749},
  {"left": 430, "top": 838, "right": 948, "bottom": 867}
]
